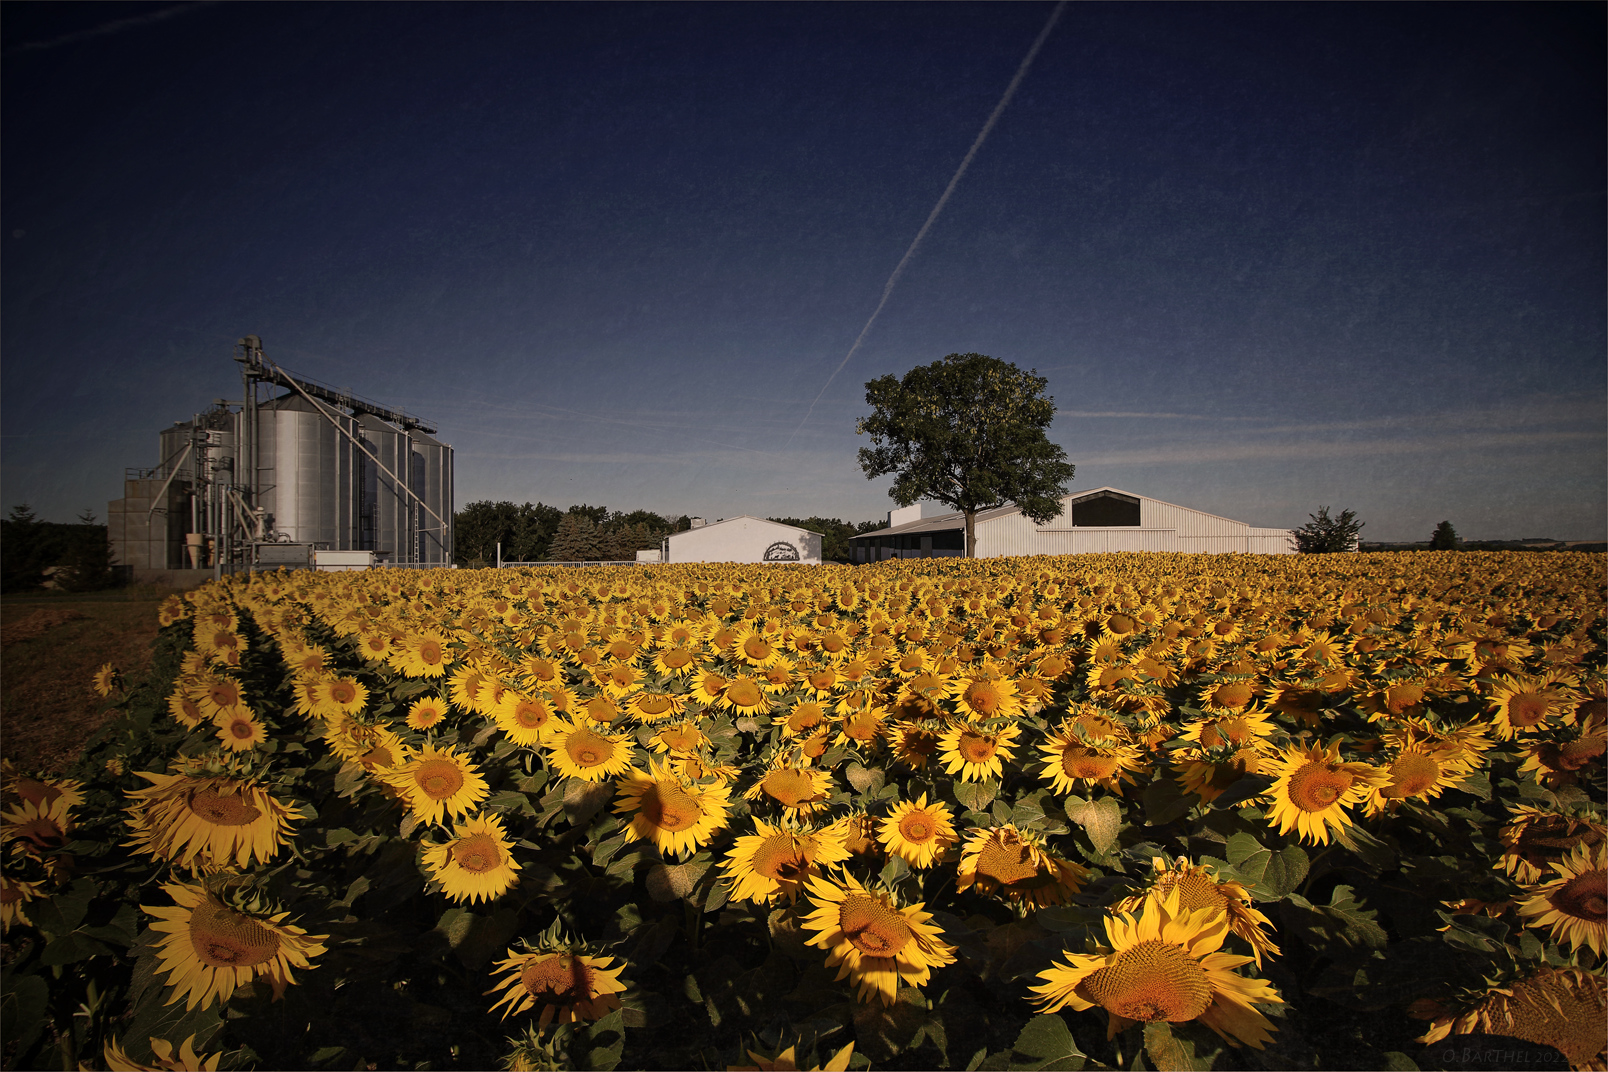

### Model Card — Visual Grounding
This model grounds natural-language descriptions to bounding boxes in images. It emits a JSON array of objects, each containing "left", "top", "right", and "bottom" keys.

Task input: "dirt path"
[{"left": 1, "top": 592, "right": 172, "bottom": 776}]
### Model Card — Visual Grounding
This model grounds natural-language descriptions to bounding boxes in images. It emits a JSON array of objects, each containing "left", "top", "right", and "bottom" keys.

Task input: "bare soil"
[{"left": 1, "top": 589, "right": 175, "bottom": 775}]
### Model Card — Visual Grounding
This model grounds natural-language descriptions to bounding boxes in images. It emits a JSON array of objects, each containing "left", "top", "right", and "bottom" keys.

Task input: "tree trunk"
[{"left": 964, "top": 508, "right": 977, "bottom": 559}]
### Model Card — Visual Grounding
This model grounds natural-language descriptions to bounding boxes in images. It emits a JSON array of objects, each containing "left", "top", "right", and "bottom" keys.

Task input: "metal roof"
[
  {"left": 666, "top": 515, "right": 814, "bottom": 539},
  {"left": 846, "top": 486, "right": 1264, "bottom": 542},
  {"left": 847, "top": 504, "right": 1018, "bottom": 541}
]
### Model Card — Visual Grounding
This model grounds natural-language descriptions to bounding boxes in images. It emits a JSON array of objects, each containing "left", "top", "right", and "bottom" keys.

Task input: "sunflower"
[
  {"left": 487, "top": 948, "right": 627, "bottom": 1027},
  {"left": 494, "top": 690, "right": 562, "bottom": 747},
  {"left": 614, "top": 759, "right": 730, "bottom": 858},
  {"left": 407, "top": 695, "right": 449, "bottom": 731},
  {"left": 890, "top": 721, "right": 944, "bottom": 770},
  {"left": 103, "top": 1033, "right": 224, "bottom": 1072},
  {"left": 717, "top": 675, "right": 772, "bottom": 714},
  {"left": 1, "top": 796, "right": 72, "bottom": 853},
  {"left": 1263, "top": 743, "right": 1388, "bottom": 846},
  {"left": 938, "top": 722, "right": 1020, "bottom": 782},
  {"left": 166, "top": 690, "right": 210, "bottom": 730},
  {"left": 1498, "top": 805, "right": 1608, "bottom": 883},
  {"left": 125, "top": 774, "right": 300, "bottom": 869},
  {"left": 93, "top": 662, "right": 123, "bottom": 698},
  {"left": 1519, "top": 715, "right": 1607, "bottom": 788},
  {"left": 877, "top": 794, "right": 957, "bottom": 868},
  {"left": 800, "top": 873, "right": 956, "bottom": 1006},
  {"left": 382, "top": 745, "right": 491, "bottom": 826},
  {"left": 1197, "top": 678, "right": 1262, "bottom": 715},
  {"left": 1362, "top": 744, "right": 1477, "bottom": 816},
  {"left": 144, "top": 882, "right": 327, "bottom": 1010},
  {"left": 948, "top": 670, "right": 1023, "bottom": 721},
  {"left": 1486, "top": 673, "right": 1577, "bottom": 740},
  {"left": 1172, "top": 744, "right": 1270, "bottom": 805},
  {"left": 422, "top": 812, "right": 522, "bottom": 904},
  {"left": 744, "top": 765, "right": 835, "bottom": 817},
  {"left": 193, "top": 677, "right": 248, "bottom": 722},
  {"left": 729, "top": 1041, "right": 857, "bottom": 1072},
  {"left": 722, "top": 817, "right": 852, "bottom": 903},
  {"left": 1037, "top": 728, "right": 1145, "bottom": 796},
  {"left": 733, "top": 625, "right": 783, "bottom": 669},
  {"left": 1, "top": 875, "right": 43, "bottom": 932},
  {"left": 652, "top": 645, "right": 701, "bottom": 679},
  {"left": 546, "top": 721, "right": 636, "bottom": 782},
  {"left": 781, "top": 701, "right": 830, "bottom": 739},
  {"left": 1413, "top": 968, "right": 1605, "bottom": 1070},
  {"left": 1113, "top": 856, "right": 1280, "bottom": 967},
  {"left": 356, "top": 630, "right": 394, "bottom": 662},
  {"left": 690, "top": 670, "right": 730, "bottom": 707},
  {"left": 1180, "top": 709, "right": 1277, "bottom": 750},
  {"left": 392, "top": 631, "right": 453, "bottom": 678},
  {"left": 214, "top": 712, "right": 267, "bottom": 752},
  {"left": 650, "top": 719, "right": 709, "bottom": 756},
  {"left": 1031, "top": 889, "right": 1282, "bottom": 1049},
  {"left": 1516, "top": 842, "right": 1606, "bottom": 957},
  {"left": 956, "top": 825, "right": 1088, "bottom": 907},
  {"left": 626, "top": 689, "right": 685, "bottom": 723}
]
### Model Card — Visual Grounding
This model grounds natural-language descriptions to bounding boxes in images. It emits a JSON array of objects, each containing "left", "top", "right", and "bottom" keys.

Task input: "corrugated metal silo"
[
  {"left": 356, "top": 413, "right": 412, "bottom": 559},
  {"left": 410, "top": 430, "right": 453, "bottom": 564},
  {"left": 255, "top": 393, "right": 359, "bottom": 547}
]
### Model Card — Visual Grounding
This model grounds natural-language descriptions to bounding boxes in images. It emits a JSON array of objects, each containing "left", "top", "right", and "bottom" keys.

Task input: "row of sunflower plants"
[{"left": 1, "top": 551, "right": 1602, "bottom": 1071}]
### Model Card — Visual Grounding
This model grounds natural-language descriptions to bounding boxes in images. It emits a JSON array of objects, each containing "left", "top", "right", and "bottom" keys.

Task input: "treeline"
[
  {"left": 767, "top": 517, "right": 884, "bottom": 563},
  {"left": 454, "top": 504, "right": 888, "bottom": 565},
  {"left": 2, "top": 505, "right": 117, "bottom": 592},
  {"left": 453, "top": 502, "right": 690, "bottom": 565}
]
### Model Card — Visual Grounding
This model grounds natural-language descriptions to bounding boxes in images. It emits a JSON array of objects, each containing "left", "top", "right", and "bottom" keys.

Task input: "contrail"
[
  {"left": 784, "top": 0, "right": 1067, "bottom": 450},
  {"left": 5, "top": 2, "right": 216, "bottom": 54}
]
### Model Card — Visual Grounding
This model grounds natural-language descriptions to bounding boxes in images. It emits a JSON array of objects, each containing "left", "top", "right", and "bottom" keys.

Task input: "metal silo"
[
  {"left": 410, "top": 431, "right": 453, "bottom": 564},
  {"left": 255, "top": 393, "right": 359, "bottom": 548},
  {"left": 356, "top": 413, "right": 412, "bottom": 560}
]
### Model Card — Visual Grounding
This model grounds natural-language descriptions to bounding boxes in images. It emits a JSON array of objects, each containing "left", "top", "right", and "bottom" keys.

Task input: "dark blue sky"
[{"left": 5, "top": 2, "right": 1603, "bottom": 540}]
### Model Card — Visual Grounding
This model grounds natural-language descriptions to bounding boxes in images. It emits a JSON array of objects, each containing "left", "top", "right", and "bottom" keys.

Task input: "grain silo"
[{"left": 107, "top": 337, "right": 453, "bottom": 578}]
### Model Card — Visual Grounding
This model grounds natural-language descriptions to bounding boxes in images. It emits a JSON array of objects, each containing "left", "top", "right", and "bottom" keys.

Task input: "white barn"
[
  {"left": 660, "top": 517, "right": 823, "bottom": 564},
  {"left": 848, "top": 487, "right": 1292, "bottom": 562}
]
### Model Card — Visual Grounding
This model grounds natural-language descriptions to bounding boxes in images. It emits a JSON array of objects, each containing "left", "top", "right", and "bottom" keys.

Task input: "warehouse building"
[
  {"left": 657, "top": 517, "right": 822, "bottom": 564},
  {"left": 848, "top": 487, "right": 1292, "bottom": 562}
]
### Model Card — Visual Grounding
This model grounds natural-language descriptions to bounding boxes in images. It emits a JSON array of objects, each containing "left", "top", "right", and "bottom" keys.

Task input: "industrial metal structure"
[
  {"left": 848, "top": 487, "right": 1294, "bottom": 561},
  {"left": 108, "top": 337, "right": 453, "bottom": 577}
]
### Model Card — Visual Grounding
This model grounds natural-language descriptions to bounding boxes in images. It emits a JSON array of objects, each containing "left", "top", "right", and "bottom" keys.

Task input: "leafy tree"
[
  {"left": 1430, "top": 520, "right": 1460, "bottom": 550},
  {"left": 856, "top": 353, "right": 1074, "bottom": 557},
  {"left": 1292, "top": 506, "right": 1365, "bottom": 554}
]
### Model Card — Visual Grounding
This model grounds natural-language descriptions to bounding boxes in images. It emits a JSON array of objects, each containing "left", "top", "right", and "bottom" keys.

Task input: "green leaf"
[
  {"left": 1381, "top": 1052, "right": 1420, "bottom": 1071},
  {"left": 1452, "top": 769, "right": 1492, "bottom": 802},
  {"left": 41, "top": 931, "right": 113, "bottom": 965},
  {"left": 1142, "top": 776, "right": 1196, "bottom": 826},
  {"left": 1207, "top": 774, "right": 1273, "bottom": 811},
  {"left": 992, "top": 799, "right": 1014, "bottom": 825},
  {"left": 1008, "top": 1012, "right": 1084, "bottom": 1070},
  {"left": 1142, "top": 1023, "right": 1210, "bottom": 1071},
  {"left": 1285, "top": 885, "right": 1389, "bottom": 950},
  {"left": 646, "top": 861, "right": 710, "bottom": 903},
  {"left": 0, "top": 971, "right": 49, "bottom": 1057},
  {"left": 955, "top": 779, "right": 999, "bottom": 812},
  {"left": 846, "top": 763, "right": 885, "bottom": 795},
  {"left": 1066, "top": 796, "right": 1122, "bottom": 854},
  {"left": 592, "top": 830, "right": 633, "bottom": 867}
]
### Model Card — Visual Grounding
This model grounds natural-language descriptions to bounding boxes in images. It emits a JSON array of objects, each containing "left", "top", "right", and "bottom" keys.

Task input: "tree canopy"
[
  {"left": 1430, "top": 520, "right": 1460, "bottom": 550},
  {"left": 1291, "top": 506, "right": 1365, "bottom": 554},
  {"left": 856, "top": 353, "right": 1074, "bottom": 557}
]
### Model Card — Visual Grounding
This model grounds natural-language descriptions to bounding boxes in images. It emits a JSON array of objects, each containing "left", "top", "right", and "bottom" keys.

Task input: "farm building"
[
  {"left": 847, "top": 487, "right": 1293, "bottom": 562},
  {"left": 658, "top": 517, "right": 823, "bottom": 564}
]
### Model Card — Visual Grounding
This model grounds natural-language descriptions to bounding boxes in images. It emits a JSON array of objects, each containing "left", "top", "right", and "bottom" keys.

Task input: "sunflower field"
[{"left": 2, "top": 552, "right": 1604, "bottom": 1072}]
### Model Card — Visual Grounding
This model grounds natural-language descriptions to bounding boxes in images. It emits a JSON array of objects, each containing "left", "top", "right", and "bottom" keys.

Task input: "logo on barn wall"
[{"left": 763, "top": 541, "right": 800, "bottom": 561}]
